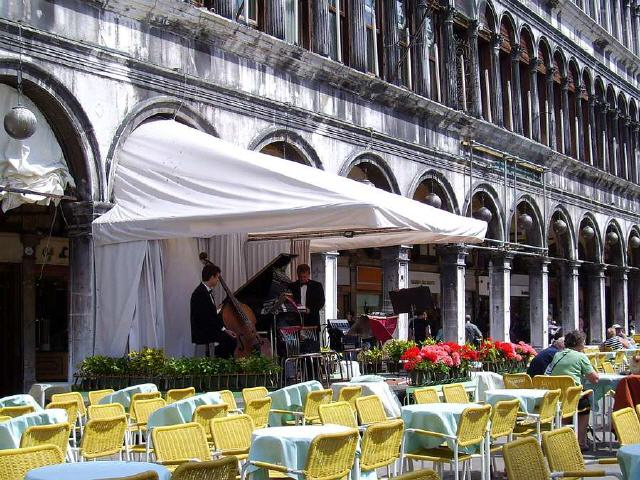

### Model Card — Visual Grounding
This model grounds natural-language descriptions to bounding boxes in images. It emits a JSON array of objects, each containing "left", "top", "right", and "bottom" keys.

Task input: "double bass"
[{"left": 199, "top": 252, "right": 271, "bottom": 357}]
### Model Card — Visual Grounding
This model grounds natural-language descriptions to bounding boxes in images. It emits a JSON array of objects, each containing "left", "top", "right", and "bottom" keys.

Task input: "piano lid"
[{"left": 233, "top": 253, "right": 297, "bottom": 305}]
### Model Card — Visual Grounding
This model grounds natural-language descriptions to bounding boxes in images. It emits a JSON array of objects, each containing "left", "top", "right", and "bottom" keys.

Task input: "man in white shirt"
[{"left": 289, "top": 264, "right": 325, "bottom": 328}]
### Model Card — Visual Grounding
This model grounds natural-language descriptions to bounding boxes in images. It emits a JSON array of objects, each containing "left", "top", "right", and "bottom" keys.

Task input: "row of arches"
[{"left": 478, "top": 1, "right": 640, "bottom": 180}]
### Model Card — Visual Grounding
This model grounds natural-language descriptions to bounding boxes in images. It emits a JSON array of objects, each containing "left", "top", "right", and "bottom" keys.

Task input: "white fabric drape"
[
  {"left": 245, "top": 240, "right": 291, "bottom": 279},
  {"left": 199, "top": 234, "right": 248, "bottom": 301},
  {"left": 0, "top": 84, "right": 75, "bottom": 211},
  {"left": 161, "top": 238, "right": 202, "bottom": 357},
  {"left": 129, "top": 241, "right": 165, "bottom": 351},
  {"left": 95, "top": 241, "right": 147, "bottom": 356}
]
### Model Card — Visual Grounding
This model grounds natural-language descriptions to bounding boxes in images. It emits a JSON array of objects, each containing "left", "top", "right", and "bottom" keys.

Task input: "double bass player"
[{"left": 190, "top": 263, "right": 238, "bottom": 358}]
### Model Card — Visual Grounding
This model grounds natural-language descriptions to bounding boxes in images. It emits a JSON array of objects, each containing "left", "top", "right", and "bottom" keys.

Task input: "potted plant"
[
  {"left": 383, "top": 339, "right": 415, "bottom": 373},
  {"left": 357, "top": 347, "right": 384, "bottom": 374}
]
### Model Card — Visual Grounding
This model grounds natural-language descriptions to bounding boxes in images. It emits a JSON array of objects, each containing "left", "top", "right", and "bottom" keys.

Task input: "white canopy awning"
[{"left": 93, "top": 120, "right": 486, "bottom": 249}]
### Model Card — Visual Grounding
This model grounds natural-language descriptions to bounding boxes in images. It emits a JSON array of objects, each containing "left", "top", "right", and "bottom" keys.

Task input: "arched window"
[
  {"left": 328, "top": 0, "right": 349, "bottom": 63},
  {"left": 606, "top": 86, "right": 618, "bottom": 176},
  {"left": 552, "top": 52, "right": 565, "bottom": 154},
  {"left": 567, "top": 61, "right": 580, "bottom": 160},
  {"left": 581, "top": 70, "right": 592, "bottom": 165},
  {"left": 537, "top": 40, "right": 552, "bottom": 146},
  {"left": 519, "top": 28, "right": 535, "bottom": 139},
  {"left": 594, "top": 79, "right": 606, "bottom": 170},
  {"left": 477, "top": 3, "right": 496, "bottom": 122},
  {"left": 499, "top": 16, "right": 516, "bottom": 131}
]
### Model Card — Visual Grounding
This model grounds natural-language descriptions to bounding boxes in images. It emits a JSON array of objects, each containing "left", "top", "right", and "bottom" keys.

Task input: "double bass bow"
[{"left": 199, "top": 252, "right": 271, "bottom": 357}]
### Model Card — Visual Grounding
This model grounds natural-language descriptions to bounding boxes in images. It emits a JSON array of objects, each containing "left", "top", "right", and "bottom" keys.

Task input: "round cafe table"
[
  {"left": 401, "top": 403, "right": 471, "bottom": 452},
  {"left": 484, "top": 388, "right": 548, "bottom": 414},
  {"left": 268, "top": 380, "right": 323, "bottom": 426},
  {"left": 246, "top": 424, "right": 357, "bottom": 480},
  {"left": 618, "top": 444, "right": 640, "bottom": 479},
  {"left": 25, "top": 461, "right": 170, "bottom": 480}
]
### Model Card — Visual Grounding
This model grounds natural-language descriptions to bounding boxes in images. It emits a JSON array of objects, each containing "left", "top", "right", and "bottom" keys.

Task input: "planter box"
[
  {"left": 74, "top": 371, "right": 281, "bottom": 392},
  {"left": 410, "top": 368, "right": 470, "bottom": 386},
  {"left": 481, "top": 360, "right": 528, "bottom": 374}
]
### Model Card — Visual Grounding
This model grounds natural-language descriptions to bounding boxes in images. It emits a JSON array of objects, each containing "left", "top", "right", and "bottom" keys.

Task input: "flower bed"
[
  {"left": 477, "top": 339, "right": 537, "bottom": 374},
  {"left": 74, "top": 348, "right": 282, "bottom": 391}
]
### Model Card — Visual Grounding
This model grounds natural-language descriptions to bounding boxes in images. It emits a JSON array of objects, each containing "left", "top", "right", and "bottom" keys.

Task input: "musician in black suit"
[
  {"left": 190, "top": 264, "right": 237, "bottom": 358},
  {"left": 289, "top": 264, "right": 325, "bottom": 328}
]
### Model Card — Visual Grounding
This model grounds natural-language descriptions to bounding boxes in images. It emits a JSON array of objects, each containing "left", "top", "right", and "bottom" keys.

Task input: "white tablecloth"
[
  {"left": 98, "top": 384, "right": 158, "bottom": 410},
  {"left": 25, "top": 461, "right": 170, "bottom": 480},
  {"left": 268, "top": 381, "right": 324, "bottom": 426},
  {"left": 26, "top": 383, "right": 71, "bottom": 408},
  {"left": 0, "top": 409, "right": 67, "bottom": 449},
  {"left": 147, "top": 392, "right": 222, "bottom": 431},
  {"left": 471, "top": 371, "right": 504, "bottom": 402},
  {"left": 402, "top": 403, "right": 473, "bottom": 452},
  {"left": 0, "top": 394, "right": 43, "bottom": 412},
  {"left": 331, "top": 380, "right": 402, "bottom": 418},
  {"left": 247, "top": 424, "right": 356, "bottom": 480}
]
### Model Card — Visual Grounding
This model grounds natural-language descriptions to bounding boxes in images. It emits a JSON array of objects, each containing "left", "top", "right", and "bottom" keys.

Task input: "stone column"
[
  {"left": 510, "top": 45, "right": 523, "bottom": 134},
  {"left": 635, "top": 5, "right": 640, "bottom": 55},
  {"left": 546, "top": 68, "right": 557, "bottom": 150},
  {"left": 560, "top": 261, "right": 580, "bottom": 334},
  {"left": 349, "top": 0, "right": 367, "bottom": 72},
  {"left": 629, "top": 270, "right": 640, "bottom": 333},
  {"left": 264, "top": 0, "right": 286, "bottom": 40},
  {"left": 633, "top": 122, "right": 640, "bottom": 183},
  {"left": 312, "top": 0, "right": 331, "bottom": 57},
  {"left": 438, "top": 246, "right": 468, "bottom": 344},
  {"left": 20, "top": 234, "right": 40, "bottom": 392},
  {"left": 442, "top": 5, "right": 459, "bottom": 108},
  {"left": 489, "top": 253, "right": 512, "bottom": 341},
  {"left": 491, "top": 34, "right": 504, "bottom": 126},
  {"left": 598, "top": 102, "right": 609, "bottom": 171},
  {"left": 528, "top": 258, "right": 550, "bottom": 349},
  {"left": 382, "top": 0, "right": 401, "bottom": 85},
  {"left": 381, "top": 246, "right": 411, "bottom": 340},
  {"left": 468, "top": 20, "right": 482, "bottom": 118},
  {"left": 576, "top": 86, "right": 586, "bottom": 163},
  {"left": 611, "top": 267, "right": 630, "bottom": 333},
  {"left": 529, "top": 58, "right": 542, "bottom": 142},
  {"left": 588, "top": 95, "right": 598, "bottom": 167},
  {"left": 624, "top": 0, "right": 633, "bottom": 47},
  {"left": 623, "top": 115, "right": 632, "bottom": 180},
  {"left": 211, "top": 0, "right": 234, "bottom": 18},
  {"left": 612, "top": 0, "right": 621, "bottom": 39},
  {"left": 586, "top": 264, "right": 607, "bottom": 343},
  {"left": 412, "top": 1, "right": 432, "bottom": 98},
  {"left": 311, "top": 251, "right": 338, "bottom": 347},
  {"left": 561, "top": 77, "right": 571, "bottom": 155},
  {"left": 609, "top": 107, "right": 620, "bottom": 176},
  {"left": 63, "top": 201, "right": 112, "bottom": 382}
]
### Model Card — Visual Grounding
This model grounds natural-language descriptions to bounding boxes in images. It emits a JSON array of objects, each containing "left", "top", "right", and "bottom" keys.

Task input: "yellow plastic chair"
[
  {"left": 210, "top": 414, "right": 254, "bottom": 461},
  {"left": 542, "top": 427, "right": 621, "bottom": 479},
  {"left": 514, "top": 389, "right": 561, "bottom": 442},
  {"left": 413, "top": 387, "right": 440, "bottom": 404},
  {"left": 504, "top": 436, "right": 613, "bottom": 480},
  {"left": 192, "top": 403, "right": 229, "bottom": 445},
  {"left": 51, "top": 392, "right": 86, "bottom": 425},
  {"left": 0, "top": 405, "right": 35, "bottom": 418},
  {"left": 602, "top": 362, "right": 616, "bottom": 374},
  {"left": 241, "top": 386, "right": 268, "bottom": 407},
  {"left": 0, "top": 445, "right": 64, "bottom": 480},
  {"left": 337, "top": 385, "right": 362, "bottom": 411},
  {"left": 533, "top": 375, "right": 592, "bottom": 420},
  {"left": 129, "top": 398, "right": 166, "bottom": 458},
  {"left": 46, "top": 400, "right": 79, "bottom": 446},
  {"left": 172, "top": 455, "right": 239, "bottom": 480},
  {"left": 319, "top": 401, "right": 358, "bottom": 428},
  {"left": 0, "top": 416, "right": 10, "bottom": 423},
  {"left": 393, "top": 470, "right": 440, "bottom": 480},
  {"left": 613, "top": 351, "right": 626, "bottom": 371},
  {"left": 442, "top": 383, "right": 470, "bottom": 403},
  {"left": 486, "top": 399, "right": 520, "bottom": 477},
  {"left": 356, "top": 395, "right": 392, "bottom": 425},
  {"left": 75, "top": 415, "right": 128, "bottom": 461},
  {"left": 360, "top": 419, "right": 404, "bottom": 478},
  {"left": 241, "top": 428, "right": 359, "bottom": 480},
  {"left": 402, "top": 404, "right": 491, "bottom": 480},
  {"left": 20, "top": 422, "right": 71, "bottom": 459},
  {"left": 152, "top": 422, "right": 211, "bottom": 471},
  {"left": 88, "top": 389, "right": 114, "bottom": 406},
  {"left": 271, "top": 389, "right": 333, "bottom": 426},
  {"left": 503, "top": 373, "right": 533, "bottom": 389},
  {"left": 612, "top": 407, "right": 640, "bottom": 445},
  {"left": 88, "top": 402, "right": 126, "bottom": 420},
  {"left": 245, "top": 397, "right": 272, "bottom": 429},
  {"left": 166, "top": 387, "right": 196, "bottom": 404},
  {"left": 558, "top": 385, "right": 583, "bottom": 430},
  {"left": 633, "top": 334, "right": 640, "bottom": 344},
  {"left": 218, "top": 390, "right": 241, "bottom": 413}
]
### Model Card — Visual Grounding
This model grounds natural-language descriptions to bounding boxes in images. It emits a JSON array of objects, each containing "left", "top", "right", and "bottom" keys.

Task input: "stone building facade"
[{"left": 0, "top": 0, "right": 639, "bottom": 393}]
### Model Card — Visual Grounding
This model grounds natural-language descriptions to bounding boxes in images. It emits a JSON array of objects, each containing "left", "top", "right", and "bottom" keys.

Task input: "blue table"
[
  {"left": 585, "top": 374, "right": 624, "bottom": 412},
  {"left": 246, "top": 425, "right": 357, "bottom": 480},
  {"left": 25, "top": 461, "right": 170, "bottom": 480},
  {"left": 402, "top": 403, "right": 471, "bottom": 452},
  {"left": 98, "top": 384, "right": 158, "bottom": 410},
  {"left": 618, "top": 444, "right": 640, "bottom": 479},
  {"left": 0, "top": 409, "right": 68, "bottom": 450},
  {"left": 147, "top": 392, "right": 222, "bottom": 431},
  {"left": 268, "top": 380, "right": 323, "bottom": 426},
  {"left": 0, "top": 394, "right": 43, "bottom": 412},
  {"left": 485, "top": 388, "right": 548, "bottom": 414}
]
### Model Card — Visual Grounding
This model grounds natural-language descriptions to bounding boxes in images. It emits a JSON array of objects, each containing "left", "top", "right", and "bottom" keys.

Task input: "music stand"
[{"left": 389, "top": 286, "right": 433, "bottom": 341}]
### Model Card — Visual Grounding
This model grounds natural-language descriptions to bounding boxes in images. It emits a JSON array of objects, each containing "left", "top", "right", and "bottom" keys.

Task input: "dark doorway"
[{"left": 0, "top": 264, "right": 22, "bottom": 396}]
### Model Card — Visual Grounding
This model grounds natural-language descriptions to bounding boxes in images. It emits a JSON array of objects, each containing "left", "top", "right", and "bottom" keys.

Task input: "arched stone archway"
[
  {"left": 578, "top": 214, "right": 606, "bottom": 342},
  {"left": 547, "top": 207, "right": 579, "bottom": 336},
  {"left": 0, "top": 63, "right": 101, "bottom": 393},
  {"left": 628, "top": 227, "right": 640, "bottom": 333},
  {"left": 410, "top": 170, "right": 459, "bottom": 214},
  {"left": 340, "top": 153, "right": 400, "bottom": 194},
  {"left": 605, "top": 220, "right": 628, "bottom": 331},
  {"left": 249, "top": 128, "right": 323, "bottom": 169}
]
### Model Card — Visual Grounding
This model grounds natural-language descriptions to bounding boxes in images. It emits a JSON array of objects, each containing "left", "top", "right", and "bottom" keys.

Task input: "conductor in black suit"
[
  {"left": 289, "top": 264, "right": 325, "bottom": 327},
  {"left": 190, "top": 264, "right": 237, "bottom": 358}
]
